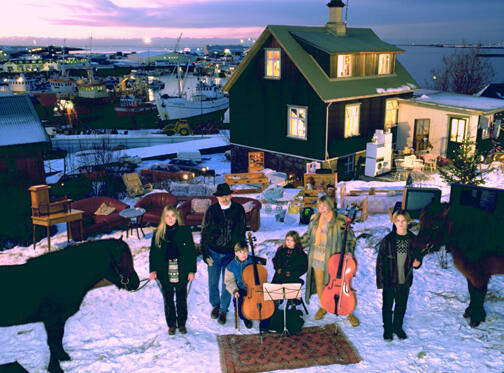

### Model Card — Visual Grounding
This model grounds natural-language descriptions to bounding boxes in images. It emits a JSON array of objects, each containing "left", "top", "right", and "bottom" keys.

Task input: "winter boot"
[
  {"left": 347, "top": 313, "right": 360, "bottom": 327},
  {"left": 383, "top": 310, "right": 393, "bottom": 341},
  {"left": 315, "top": 307, "right": 327, "bottom": 320},
  {"left": 393, "top": 312, "right": 407, "bottom": 340}
]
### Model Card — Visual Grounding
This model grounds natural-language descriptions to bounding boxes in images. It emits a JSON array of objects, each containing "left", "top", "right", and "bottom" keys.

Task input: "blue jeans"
[{"left": 208, "top": 249, "right": 234, "bottom": 314}]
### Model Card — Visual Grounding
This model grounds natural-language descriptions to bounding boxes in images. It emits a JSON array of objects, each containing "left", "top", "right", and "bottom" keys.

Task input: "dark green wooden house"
[
  {"left": 0, "top": 94, "right": 51, "bottom": 185},
  {"left": 223, "top": 0, "right": 418, "bottom": 180}
]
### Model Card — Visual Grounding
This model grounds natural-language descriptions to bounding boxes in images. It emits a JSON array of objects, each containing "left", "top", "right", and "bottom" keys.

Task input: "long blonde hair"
[
  {"left": 317, "top": 194, "right": 335, "bottom": 212},
  {"left": 154, "top": 205, "right": 183, "bottom": 247}
]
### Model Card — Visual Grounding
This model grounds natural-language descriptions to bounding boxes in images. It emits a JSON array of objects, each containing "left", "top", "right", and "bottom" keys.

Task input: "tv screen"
[
  {"left": 450, "top": 183, "right": 503, "bottom": 216},
  {"left": 403, "top": 187, "right": 442, "bottom": 219}
]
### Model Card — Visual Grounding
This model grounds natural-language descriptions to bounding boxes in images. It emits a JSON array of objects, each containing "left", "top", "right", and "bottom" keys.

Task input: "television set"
[
  {"left": 401, "top": 187, "right": 442, "bottom": 219},
  {"left": 450, "top": 183, "right": 503, "bottom": 217}
]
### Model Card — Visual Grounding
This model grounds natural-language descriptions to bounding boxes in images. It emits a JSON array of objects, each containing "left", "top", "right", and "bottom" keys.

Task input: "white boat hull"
[{"left": 156, "top": 97, "right": 229, "bottom": 120}]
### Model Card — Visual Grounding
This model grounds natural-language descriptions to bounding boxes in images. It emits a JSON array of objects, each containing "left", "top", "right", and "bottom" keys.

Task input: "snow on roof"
[
  {"left": 408, "top": 89, "right": 504, "bottom": 113},
  {"left": 0, "top": 94, "right": 49, "bottom": 147}
]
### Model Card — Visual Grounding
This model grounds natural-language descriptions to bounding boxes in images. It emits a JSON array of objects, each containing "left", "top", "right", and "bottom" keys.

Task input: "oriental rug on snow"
[{"left": 216, "top": 323, "right": 361, "bottom": 373}]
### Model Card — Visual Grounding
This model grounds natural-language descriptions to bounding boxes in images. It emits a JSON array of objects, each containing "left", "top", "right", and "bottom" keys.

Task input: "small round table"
[{"left": 119, "top": 207, "right": 146, "bottom": 239}]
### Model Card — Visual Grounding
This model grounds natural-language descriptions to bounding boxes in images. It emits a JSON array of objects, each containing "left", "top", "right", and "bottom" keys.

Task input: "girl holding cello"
[{"left": 301, "top": 195, "right": 360, "bottom": 326}]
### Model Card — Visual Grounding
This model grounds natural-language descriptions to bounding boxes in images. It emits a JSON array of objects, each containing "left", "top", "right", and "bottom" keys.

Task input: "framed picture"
[{"left": 248, "top": 152, "right": 264, "bottom": 173}]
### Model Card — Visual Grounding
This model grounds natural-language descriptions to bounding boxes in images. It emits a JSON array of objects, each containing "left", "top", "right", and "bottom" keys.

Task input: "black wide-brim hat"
[{"left": 214, "top": 183, "right": 232, "bottom": 196}]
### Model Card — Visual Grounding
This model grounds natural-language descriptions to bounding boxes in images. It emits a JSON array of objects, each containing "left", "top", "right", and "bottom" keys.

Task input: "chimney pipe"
[{"left": 326, "top": 0, "right": 347, "bottom": 36}]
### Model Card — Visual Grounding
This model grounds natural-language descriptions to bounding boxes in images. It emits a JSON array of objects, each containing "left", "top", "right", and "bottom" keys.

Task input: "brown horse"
[
  {"left": 415, "top": 202, "right": 504, "bottom": 327},
  {"left": 0, "top": 238, "right": 140, "bottom": 373}
]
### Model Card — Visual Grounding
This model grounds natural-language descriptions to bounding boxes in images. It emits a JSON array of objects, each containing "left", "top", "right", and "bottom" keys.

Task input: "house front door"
[
  {"left": 414, "top": 119, "right": 430, "bottom": 152},
  {"left": 447, "top": 117, "right": 467, "bottom": 158}
]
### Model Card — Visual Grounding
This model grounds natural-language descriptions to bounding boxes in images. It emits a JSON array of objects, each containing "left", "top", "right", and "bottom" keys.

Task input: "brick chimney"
[{"left": 326, "top": 0, "right": 346, "bottom": 35}]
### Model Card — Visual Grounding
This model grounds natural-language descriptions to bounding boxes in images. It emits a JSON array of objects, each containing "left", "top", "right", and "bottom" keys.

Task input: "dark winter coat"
[
  {"left": 149, "top": 225, "right": 197, "bottom": 285},
  {"left": 376, "top": 230, "right": 422, "bottom": 289},
  {"left": 272, "top": 244, "right": 308, "bottom": 284},
  {"left": 200, "top": 200, "right": 246, "bottom": 258}
]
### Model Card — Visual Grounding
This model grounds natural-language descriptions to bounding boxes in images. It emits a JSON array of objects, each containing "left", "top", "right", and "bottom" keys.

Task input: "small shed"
[
  {"left": 397, "top": 90, "right": 504, "bottom": 158},
  {"left": 0, "top": 95, "right": 51, "bottom": 185}
]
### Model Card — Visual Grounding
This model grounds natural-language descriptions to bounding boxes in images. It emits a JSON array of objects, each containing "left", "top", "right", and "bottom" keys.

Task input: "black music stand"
[{"left": 263, "top": 283, "right": 303, "bottom": 335}]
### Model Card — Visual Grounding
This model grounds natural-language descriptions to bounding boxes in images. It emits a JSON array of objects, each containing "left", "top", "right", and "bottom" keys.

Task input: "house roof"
[
  {"left": 223, "top": 25, "right": 417, "bottom": 102},
  {"left": 475, "top": 83, "right": 504, "bottom": 100},
  {"left": 291, "top": 28, "right": 404, "bottom": 54},
  {"left": 404, "top": 89, "right": 504, "bottom": 114},
  {"left": 0, "top": 94, "right": 50, "bottom": 147}
]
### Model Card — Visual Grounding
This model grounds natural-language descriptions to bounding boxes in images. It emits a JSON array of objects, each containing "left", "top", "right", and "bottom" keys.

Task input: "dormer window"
[
  {"left": 337, "top": 54, "right": 352, "bottom": 77},
  {"left": 265, "top": 49, "right": 281, "bottom": 79},
  {"left": 378, "top": 54, "right": 392, "bottom": 75}
]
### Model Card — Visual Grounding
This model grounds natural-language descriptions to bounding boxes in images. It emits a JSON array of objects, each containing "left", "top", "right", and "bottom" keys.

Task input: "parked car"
[
  {"left": 140, "top": 163, "right": 195, "bottom": 182},
  {"left": 168, "top": 158, "right": 209, "bottom": 174}
]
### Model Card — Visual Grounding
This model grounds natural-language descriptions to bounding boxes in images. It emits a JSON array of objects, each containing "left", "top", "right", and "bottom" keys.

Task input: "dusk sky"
[{"left": 1, "top": 0, "right": 503, "bottom": 47}]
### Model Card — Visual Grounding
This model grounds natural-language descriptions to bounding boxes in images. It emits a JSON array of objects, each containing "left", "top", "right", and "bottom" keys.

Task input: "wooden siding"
[
  {"left": 295, "top": 37, "right": 331, "bottom": 77},
  {"left": 229, "top": 35, "right": 327, "bottom": 160},
  {"left": 327, "top": 92, "right": 412, "bottom": 158}
]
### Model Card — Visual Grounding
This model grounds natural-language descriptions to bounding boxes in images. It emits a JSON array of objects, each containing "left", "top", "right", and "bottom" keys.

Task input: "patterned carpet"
[{"left": 217, "top": 323, "right": 361, "bottom": 373}]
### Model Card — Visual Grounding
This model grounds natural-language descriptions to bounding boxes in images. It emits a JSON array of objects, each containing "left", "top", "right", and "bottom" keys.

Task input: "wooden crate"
[
  {"left": 303, "top": 172, "right": 337, "bottom": 208},
  {"left": 225, "top": 172, "right": 268, "bottom": 194}
]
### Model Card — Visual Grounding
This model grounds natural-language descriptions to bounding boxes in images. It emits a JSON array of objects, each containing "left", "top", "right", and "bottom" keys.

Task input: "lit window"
[
  {"left": 378, "top": 54, "right": 392, "bottom": 75},
  {"left": 337, "top": 54, "right": 352, "bottom": 77},
  {"left": 450, "top": 118, "right": 467, "bottom": 142},
  {"left": 287, "top": 106, "right": 307, "bottom": 139},
  {"left": 385, "top": 99, "right": 398, "bottom": 128},
  {"left": 265, "top": 49, "right": 281, "bottom": 78},
  {"left": 345, "top": 104, "right": 360, "bottom": 138}
]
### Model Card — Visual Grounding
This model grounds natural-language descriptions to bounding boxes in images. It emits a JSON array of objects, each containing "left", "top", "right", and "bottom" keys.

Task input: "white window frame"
[
  {"left": 337, "top": 54, "right": 352, "bottom": 77},
  {"left": 384, "top": 99, "right": 398, "bottom": 128},
  {"left": 265, "top": 48, "right": 281, "bottom": 79},
  {"left": 378, "top": 53, "right": 392, "bottom": 75},
  {"left": 344, "top": 103, "right": 360, "bottom": 138},
  {"left": 479, "top": 116, "right": 491, "bottom": 140},
  {"left": 287, "top": 105, "right": 308, "bottom": 140},
  {"left": 450, "top": 117, "right": 467, "bottom": 143}
]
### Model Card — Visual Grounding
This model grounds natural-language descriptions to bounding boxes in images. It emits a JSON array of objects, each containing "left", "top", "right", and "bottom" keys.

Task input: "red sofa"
[
  {"left": 134, "top": 192, "right": 178, "bottom": 226},
  {"left": 69, "top": 196, "right": 130, "bottom": 240},
  {"left": 177, "top": 196, "right": 262, "bottom": 231}
]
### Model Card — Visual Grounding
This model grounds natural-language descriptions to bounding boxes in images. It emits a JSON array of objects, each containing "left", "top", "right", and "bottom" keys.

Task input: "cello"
[
  {"left": 321, "top": 210, "right": 357, "bottom": 316},
  {"left": 241, "top": 232, "right": 275, "bottom": 327}
]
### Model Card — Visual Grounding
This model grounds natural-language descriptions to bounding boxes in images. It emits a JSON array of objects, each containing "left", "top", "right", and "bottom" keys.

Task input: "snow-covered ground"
[{"left": 1, "top": 154, "right": 503, "bottom": 373}]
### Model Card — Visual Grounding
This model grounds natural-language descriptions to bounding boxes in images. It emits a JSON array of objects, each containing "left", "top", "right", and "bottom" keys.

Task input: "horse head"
[
  {"left": 107, "top": 238, "right": 140, "bottom": 291},
  {"left": 414, "top": 201, "right": 451, "bottom": 253}
]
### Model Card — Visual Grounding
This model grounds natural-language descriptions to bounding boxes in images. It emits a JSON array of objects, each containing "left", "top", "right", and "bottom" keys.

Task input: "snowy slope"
[{"left": 1, "top": 155, "right": 503, "bottom": 373}]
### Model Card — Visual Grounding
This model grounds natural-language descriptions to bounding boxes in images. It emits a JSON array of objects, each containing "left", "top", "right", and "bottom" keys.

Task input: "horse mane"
[
  {"left": 26, "top": 239, "right": 120, "bottom": 266},
  {"left": 446, "top": 204, "right": 502, "bottom": 262}
]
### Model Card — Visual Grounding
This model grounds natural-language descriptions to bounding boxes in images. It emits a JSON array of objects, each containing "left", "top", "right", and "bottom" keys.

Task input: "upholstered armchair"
[{"left": 134, "top": 192, "right": 178, "bottom": 225}]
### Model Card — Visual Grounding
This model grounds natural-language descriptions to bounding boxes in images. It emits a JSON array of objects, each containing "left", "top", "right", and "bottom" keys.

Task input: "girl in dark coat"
[
  {"left": 149, "top": 205, "right": 196, "bottom": 335},
  {"left": 272, "top": 231, "right": 308, "bottom": 285},
  {"left": 376, "top": 209, "right": 422, "bottom": 341}
]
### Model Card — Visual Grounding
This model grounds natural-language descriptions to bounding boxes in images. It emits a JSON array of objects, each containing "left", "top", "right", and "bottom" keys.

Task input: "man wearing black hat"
[{"left": 201, "top": 183, "right": 246, "bottom": 325}]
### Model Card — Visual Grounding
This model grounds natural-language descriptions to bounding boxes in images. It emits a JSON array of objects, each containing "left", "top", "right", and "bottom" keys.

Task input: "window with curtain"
[
  {"left": 265, "top": 49, "right": 281, "bottom": 79},
  {"left": 385, "top": 99, "right": 398, "bottom": 128},
  {"left": 378, "top": 54, "right": 392, "bottom": 75},
  {"left": 345, "top": 104, "right": 360, "bottom": 138},
  {"left": 450, "top": 118, "right": 467, "bottom": 142},
  {"left": 337, "top": 54, "right": 352, "bottom": 77},
  {"left": 287, "top": 106, "right": 307, "bottom": 139}
]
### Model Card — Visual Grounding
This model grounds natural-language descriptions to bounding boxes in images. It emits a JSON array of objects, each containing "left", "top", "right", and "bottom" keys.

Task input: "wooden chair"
[
  {"left": 29, "top": 185, "right": 71, "bottom": 217},
  {"left": 422, "top": 153, "right": 437, "bottom": 172},
  {"left": 122, "top": 173, "right": 153, "bottom": 198}
]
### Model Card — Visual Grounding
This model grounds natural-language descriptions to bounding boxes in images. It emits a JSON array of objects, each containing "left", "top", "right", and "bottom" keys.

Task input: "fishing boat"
[
  {"left": 155, "top": 79, "right": 229, "bottom": 121},
  {"left": 114, "top": 95, "right": 157, "bottom": 117}
]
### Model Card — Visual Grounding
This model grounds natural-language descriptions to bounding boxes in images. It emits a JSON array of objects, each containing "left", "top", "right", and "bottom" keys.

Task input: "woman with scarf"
[{"left": 149, "top": 205, "right": 196, "bottom": 335}]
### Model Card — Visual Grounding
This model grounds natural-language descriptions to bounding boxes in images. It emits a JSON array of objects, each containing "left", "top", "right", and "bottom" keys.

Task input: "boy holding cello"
[{"left": 224, "top": 242, "right": 270, "bottom": 330}]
